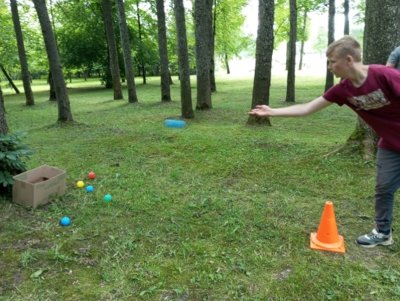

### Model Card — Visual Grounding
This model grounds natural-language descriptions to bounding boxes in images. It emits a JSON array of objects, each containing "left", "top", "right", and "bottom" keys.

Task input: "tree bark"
[
  {"left": 115, "top": 0, "right": 138, "bottom": 103},
  {"left": 48, "top": 71, "right": 57, "bottom": 101},
  {"left": 248, "top": 0, "right": 274, "bottom": 125},
  {"left": 101, "top": 0, "right": 123, "bottom": 100},
  {"left": 225, "top": 53, "right": 230, "bottom": 74},
  {"left": 285, "top": 0, "right": 297, "bottom": 103},
  {"left": 194, "top": 0, "right": 213, "bottom": 110},
  {"left": 33, "top": 0, "right": 73, "bottom": 122},
  {"left": 0, "top": 65, "right": 20, "bottom": 94},
  {"left": 210, "top": 0, "right": 216, "bottom": 92},
  {"left": 0, "top": 87, "right": 8, "bottom": 135},
  {"left": 298, "top": 9, "right": 307, "bottom": 70},
  {"left": 324, "top": 0, "right": 335, "bottom": 92},
  {"left": 10, "top": 0, "right": 35, "bottom": 106},
  {"left": 156, "top": 0, "right": 171, "bottom": 102},
  {"left": 136, "top": 1, "right": 146, "bottom": 85},
  {"left": 173, "top": 0, "right": 194, "bottom": 118}
]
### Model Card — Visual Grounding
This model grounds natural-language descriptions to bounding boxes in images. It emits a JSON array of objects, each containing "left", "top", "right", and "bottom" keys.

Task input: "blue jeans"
[{"left": 375, "top": 148, "right": 400, "bottom": 233}]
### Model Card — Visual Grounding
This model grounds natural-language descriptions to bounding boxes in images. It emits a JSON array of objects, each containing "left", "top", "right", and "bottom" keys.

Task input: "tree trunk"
[
  {"left": 225, "top": 53, "right": 230, "bottom": 74},
  {"left": 10, "top": 0, "right": 35, "bottom": 106},
  {"left": 298, "top": 9, "right": 307, "bottom": 70},
  {"left": 48, "top": 71, "right": 57, "bottom": 101},
  {"left": 342, "top": 0, "right": 400, "bottom": 159},
  {"left": 136, "top": 1, "right": 146, "bottom": 85},
  {"left": 156, "top": 0, "right": 171, "bottom": 102},
  {"left": 343, "top": 118, "right": 378, "bottom": 161},
  {"left": 285, "top": 0, "right": 297, "bottom": 103},
  {"left": 0, "top": 87, "right": 8, "bottom": 135},
  {"left": 101, "top": 0, "right": 123, "bottom": 100},
  {"left": 115, "top": 0, "right": 138, "bottom": 103},
  {"left": 194, "top": 0, "right": 213, "bottom": 110},
  {"left": 248, "top": 0, "right": 274, "bottom": 125},
  {"left": 343, "top": 0, "right": 349, "bottom": 35},
  {"left": 173, "top": 0, "right": 194, "bottom": 118},
  {"left": 324, "top": 0, "right": 335, "bottom": 92},
  {"left": 210, "top": 0, "right": 217, "bottom": 93},
  {"left": 33, "top": 0, "right": 73, "bottom": 123},
  {"left": 0, "top": 65, "right": 20, "bottom": 94}
]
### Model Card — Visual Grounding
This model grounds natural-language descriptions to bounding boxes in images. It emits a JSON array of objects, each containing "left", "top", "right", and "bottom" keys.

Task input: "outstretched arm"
[{"left": 249, "top": 96, "right": 332, "bottom": 117}]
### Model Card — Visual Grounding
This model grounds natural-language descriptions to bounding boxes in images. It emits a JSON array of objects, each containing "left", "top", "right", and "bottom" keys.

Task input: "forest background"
[{"left": 2, "top": 0, "right": 400, "bottom": 300}]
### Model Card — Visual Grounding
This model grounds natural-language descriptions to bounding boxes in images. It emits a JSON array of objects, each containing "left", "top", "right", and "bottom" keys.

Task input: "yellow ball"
[{"left": 76, "top": 180, "right": 84, "bottom": 188}]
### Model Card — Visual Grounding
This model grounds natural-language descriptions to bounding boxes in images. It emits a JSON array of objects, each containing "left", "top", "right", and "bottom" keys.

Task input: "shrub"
[{"left": 0, "top": 133, "right": 33, "bottom": 197}]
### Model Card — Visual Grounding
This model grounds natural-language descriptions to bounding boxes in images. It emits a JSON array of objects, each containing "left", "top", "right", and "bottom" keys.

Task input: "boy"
[{"left": 249, "top": 36, "right": 400, "bottom": 248}]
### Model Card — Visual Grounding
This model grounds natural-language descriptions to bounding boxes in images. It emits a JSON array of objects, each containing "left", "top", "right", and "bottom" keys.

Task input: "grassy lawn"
[{"left": 1, "top": 75, "right": 400, "bottom": 301}]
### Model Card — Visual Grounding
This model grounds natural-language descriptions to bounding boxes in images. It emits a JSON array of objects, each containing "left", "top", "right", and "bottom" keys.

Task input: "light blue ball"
[
  {"left": 164, "top": 119, "right": 186, "bottom": 128},
  {"left": 103, "top": 194, "right": 112, "bottom": 202},
  {"left": 86, "top": 185, "right": 94, "bottom": 192},
  {"left": 59, "top": 216, "right": 71, "bottom": 226}
]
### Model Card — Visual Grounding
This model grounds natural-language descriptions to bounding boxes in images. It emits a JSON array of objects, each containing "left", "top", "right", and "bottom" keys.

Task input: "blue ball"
[
  {"left": 164, "top": 119, "right": 186, "bottom": 128},
  {"left": 86, "top": 185, "right": 94, "bottom": 192},
  {"left": 59, "top": 216, "right": 71, "bottom": 226}
]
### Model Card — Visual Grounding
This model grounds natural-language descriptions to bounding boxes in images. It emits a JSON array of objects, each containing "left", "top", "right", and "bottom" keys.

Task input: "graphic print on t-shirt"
[{"left": 348, "top": 89, "right": 391, "bottom": 110}]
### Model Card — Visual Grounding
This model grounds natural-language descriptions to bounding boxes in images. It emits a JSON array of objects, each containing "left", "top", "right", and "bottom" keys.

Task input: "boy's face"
[{"left": 327, "top": 51, "right": 351, "bottom": 78}]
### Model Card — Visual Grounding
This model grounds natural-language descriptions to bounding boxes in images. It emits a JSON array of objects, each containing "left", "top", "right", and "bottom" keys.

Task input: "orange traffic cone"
[{"left": 310, "top": 201, "right": 345, "bottom": 253}]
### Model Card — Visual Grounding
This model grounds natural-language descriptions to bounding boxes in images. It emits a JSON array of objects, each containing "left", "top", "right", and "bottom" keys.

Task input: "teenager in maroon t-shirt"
[{"left": 249, "top": 36, "right": 400, "bottom": 248}]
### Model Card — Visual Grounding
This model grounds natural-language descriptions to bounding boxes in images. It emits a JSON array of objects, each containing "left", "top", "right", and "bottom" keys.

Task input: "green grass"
[{"left": 1, "top": 75, "right": 400, "bottom": 301}]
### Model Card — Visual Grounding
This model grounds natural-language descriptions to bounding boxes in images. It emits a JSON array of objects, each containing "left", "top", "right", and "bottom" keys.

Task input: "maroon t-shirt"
[{"left": 323, "top": 64, "right": 400, "bottom": 152}]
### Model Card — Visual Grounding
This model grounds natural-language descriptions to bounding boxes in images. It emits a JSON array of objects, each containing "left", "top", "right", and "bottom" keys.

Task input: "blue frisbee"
[{"left": 164, "top": 119, "right": 187, "bottom": 128}]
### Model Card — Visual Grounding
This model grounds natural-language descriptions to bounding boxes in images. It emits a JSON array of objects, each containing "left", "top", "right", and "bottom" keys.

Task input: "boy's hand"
[{"left": 249, "top": 105, "right": 274, "bottom": 117}]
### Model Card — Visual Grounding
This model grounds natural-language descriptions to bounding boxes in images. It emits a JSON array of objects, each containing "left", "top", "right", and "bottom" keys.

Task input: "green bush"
[{"left": 0, "top": 133, "right": 33, "bottom": 196}]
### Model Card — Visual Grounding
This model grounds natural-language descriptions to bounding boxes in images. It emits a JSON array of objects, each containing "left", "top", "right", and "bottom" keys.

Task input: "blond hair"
[{"left": 326, "top": 36, "right": 362, "bottom": 62}]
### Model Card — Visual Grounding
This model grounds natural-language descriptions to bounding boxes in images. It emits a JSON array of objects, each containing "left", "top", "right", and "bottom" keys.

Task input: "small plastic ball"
[
  {"left": 88, "top": 171, "right": 96, "bottom": 179},
  {"left": 76, "top": 181, "right": 84, "bottom": 188},
  {"left": 59, "top": 216, "right": 71, "bottom": 226},
  {"left": 103, "top": 194, "right": 112, "bottom": 202},
  {"left": 86, "top": 185, "right": 94, "bottom": 193}
]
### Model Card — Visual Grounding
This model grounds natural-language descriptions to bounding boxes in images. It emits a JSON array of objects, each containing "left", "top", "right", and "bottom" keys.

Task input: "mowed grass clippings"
[{"left": 1, "top": 75, "right": 400, "bottom": 301}]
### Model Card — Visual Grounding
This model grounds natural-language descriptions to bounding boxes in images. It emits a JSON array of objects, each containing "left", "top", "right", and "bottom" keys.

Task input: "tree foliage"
[
  {"left": 55, "top": 0, "right": 107, "bottom": 77},
  {"left": 0, "top": 133, "right": 33, "bottom": 196},
  {"left": 0, "top": 0, "right": 17, "bottom": 69},
  {"left": 214, "top": 0, "right": 252, "bottom": 72}
]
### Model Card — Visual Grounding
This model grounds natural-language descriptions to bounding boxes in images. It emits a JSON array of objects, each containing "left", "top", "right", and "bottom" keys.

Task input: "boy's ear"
[{"left": 345, "top": 55, "right": 354, "bottom": 63}]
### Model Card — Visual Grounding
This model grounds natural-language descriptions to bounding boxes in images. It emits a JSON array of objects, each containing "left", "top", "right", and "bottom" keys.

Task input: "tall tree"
[
  {"left": 32, "top": 0, "right": 73, "bottom": 123},
  {"left": 343, "top": 0, "right": 400, "bottom": 159},
  {"left": 10, "top": 0, "right": 35, "bottom": 106},
  {"left": 0, "top": 87, "right": 8, "bottom": 135},
  {"left": 248, "top": 0, "right": 275, "bottom": 125},
  {"left": 298, "top": 7, "right": 307, "bottom": 70},
  {"left": 116, "top": 0, "right": 138, "bottom": 103},
  {"left": 210, "top": 0, "right": 216, "bottom": 92},
  {"left": 285, "top": 0, "right": 297, "bottom": 103},
  {"left": 48, "top": 0, "right": 56, "bottom": 101},
  {"left": 214, "top": 0, "right": 250, "bottom": 75},
  {"left": 324, "top": 0, "right": 335, "bottom": 91},
  {"left": 156, "top": 0, "right": 171, "bottom": 102},
  {"left": 194, "top": 0, "right": 213, "bottom": 110},
  {"left": 136, "top": 0, "right": 146, "bottom": 84},
  {"left": 101, "top": 0, "right": 123, "bottom": 100},
  {"left": 173, "top": 0, "right": 194, "bottom": 118},
  {"left": 275, "top": 0, "right": 325, "bottom": 71}
]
